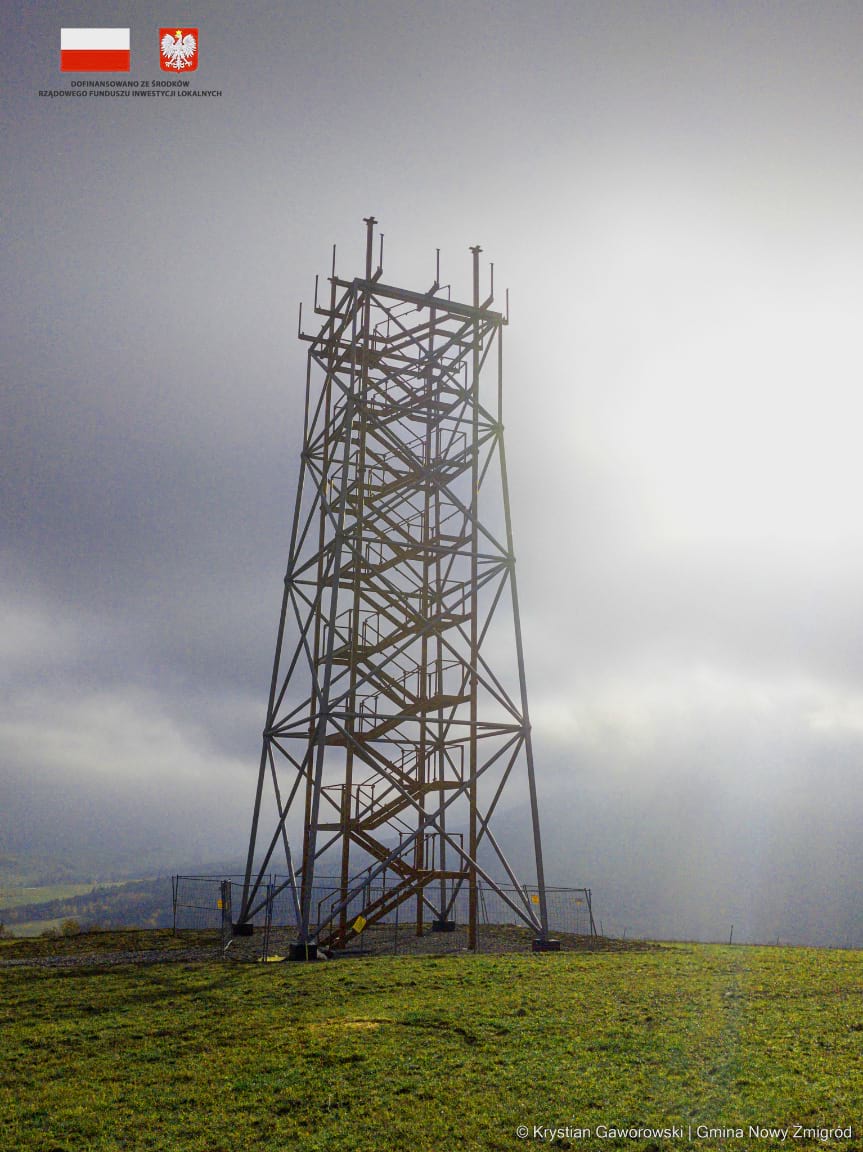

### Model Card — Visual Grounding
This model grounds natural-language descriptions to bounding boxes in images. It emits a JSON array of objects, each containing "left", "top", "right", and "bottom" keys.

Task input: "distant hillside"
[
  {"left": 0, "top": 877, "right": 173, "bottom": 931},
  {"left": 0, "top": 849, "right": 247, "bottom": 889}
]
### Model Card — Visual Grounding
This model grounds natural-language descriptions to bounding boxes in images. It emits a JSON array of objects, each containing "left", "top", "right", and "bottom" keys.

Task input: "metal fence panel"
[{"left": 173, "top": 874, "right": 595, "bottom": 960}]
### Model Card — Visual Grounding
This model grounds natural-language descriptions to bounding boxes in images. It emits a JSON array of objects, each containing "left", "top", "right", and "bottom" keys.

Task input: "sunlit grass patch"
[{"left": 1, "top": 943, "right": 861, "bottom": 1151}]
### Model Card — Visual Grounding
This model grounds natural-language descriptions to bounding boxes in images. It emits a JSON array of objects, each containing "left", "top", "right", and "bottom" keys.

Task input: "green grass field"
[
  {"left": 1, "top": 935, "right": 860, "bottom": 1151},
  {"left": 0, "top": 884, "right": 100, "bottom": 909}
]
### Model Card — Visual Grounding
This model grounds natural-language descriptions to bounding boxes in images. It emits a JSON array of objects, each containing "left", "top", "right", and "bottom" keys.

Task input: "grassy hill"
[{"left": 1, "top": 935, "right": 860, "bottom": 1151}]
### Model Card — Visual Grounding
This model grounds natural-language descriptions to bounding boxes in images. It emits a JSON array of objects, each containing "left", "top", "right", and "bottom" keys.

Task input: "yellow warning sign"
[
  {"left": 353, "top": 915, "right": 367, "bottom": 934},
  {"left": 531, "top": 894, "right": 540, "bottom": 905},
  {"left": 217, "top": 899, "right": 223, "bottom": 910}
]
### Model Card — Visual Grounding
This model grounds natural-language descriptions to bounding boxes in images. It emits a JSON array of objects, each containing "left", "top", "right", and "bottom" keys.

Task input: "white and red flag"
[{"left": 60, "top": 28, "right": 130, "bottom": 72}]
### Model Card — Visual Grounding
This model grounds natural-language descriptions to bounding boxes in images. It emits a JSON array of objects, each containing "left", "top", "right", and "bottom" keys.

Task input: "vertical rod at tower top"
[{"left": 363, "top": 216, "right": 376, "bottom": 280}]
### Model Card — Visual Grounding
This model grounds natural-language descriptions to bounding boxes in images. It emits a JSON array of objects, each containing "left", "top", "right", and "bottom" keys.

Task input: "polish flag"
[{"left": 60, "top": 28, "right": 130, "bottom": 72}]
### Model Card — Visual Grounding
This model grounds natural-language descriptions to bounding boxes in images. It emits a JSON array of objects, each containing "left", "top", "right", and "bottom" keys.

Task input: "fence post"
[
  {"left": 586, "top": 889, "right": 597, "bottom": 937},
  {"left": 262, "top": 882, "right": 274, "bottom": 963},
  {"left": 393, "top": 888, "right": 399, "bottom": 955},
  {"left": 171, "top": 876, "right": 178, "bottom": 936},
  {"left": 360, "top": 878, "right": 371, "bottom": 956},
  {"left": 220, "top": 880, "right": 233, "bottom": 953}
]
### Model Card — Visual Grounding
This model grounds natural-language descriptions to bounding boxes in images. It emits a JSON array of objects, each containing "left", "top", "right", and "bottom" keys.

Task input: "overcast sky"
[{"left": 3, "top": 1, "right": 863, "bottom": 945}]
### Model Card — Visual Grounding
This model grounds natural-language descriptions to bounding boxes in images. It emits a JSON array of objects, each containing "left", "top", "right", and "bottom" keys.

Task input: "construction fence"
[{"left": 172, "top": 874, "right": 596, "bottom": 961}]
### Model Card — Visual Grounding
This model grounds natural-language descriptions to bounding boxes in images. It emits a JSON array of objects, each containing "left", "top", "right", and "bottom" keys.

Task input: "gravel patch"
[
  {"left": 0, "top": 926, "right": 658, "bottom": 970},
  {"left": 0, "top": 946, "right": 215, "bottom": 970}
]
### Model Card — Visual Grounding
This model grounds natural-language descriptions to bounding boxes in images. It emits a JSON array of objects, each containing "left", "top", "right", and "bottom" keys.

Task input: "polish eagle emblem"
[{"left": 160, "top": 28, "right": 197, "bottom": 70}]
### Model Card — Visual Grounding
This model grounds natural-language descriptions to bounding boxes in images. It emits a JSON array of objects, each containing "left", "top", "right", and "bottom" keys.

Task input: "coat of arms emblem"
[{"left": 160, "top": 27, "right": 198, "bottom": 71}]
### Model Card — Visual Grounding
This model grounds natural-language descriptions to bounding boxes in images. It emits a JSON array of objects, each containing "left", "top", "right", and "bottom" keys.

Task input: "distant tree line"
[{"left": 0, "top": 877, "right": 173, "bottom": 930}]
